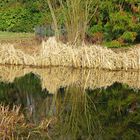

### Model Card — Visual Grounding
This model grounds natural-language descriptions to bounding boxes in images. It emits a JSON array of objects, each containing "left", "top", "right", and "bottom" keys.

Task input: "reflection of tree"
[
  {"left": 51, "top": 86, "right": 103, "bottom": 140},
  {"left": 0, "top": 73, "right": 49, "bottom": 124},
  {"left": 49, "top": 83, "right": 140, "bottom": 140},
  {"left": 14, "top": 73, "right": 46, "bottom": 123},
  {"left": 0, "top": 74, "right": 140, "bottom": 139},
  {"left": 87, "top": 83, "right": 140, "bottom": 140}
]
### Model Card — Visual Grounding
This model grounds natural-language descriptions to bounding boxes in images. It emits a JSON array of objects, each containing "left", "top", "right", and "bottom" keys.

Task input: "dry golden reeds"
[
  {"left": 0, "top": 44, "right": 36, "bottom": 66},
  {"left": 0, "top": 105, "right": 25, "bottom": 139},
  {"left": 39, "top": 37, "right": 140, "bottom": 70},
  {"left": 0, "top": 37, "right": 140, "bottom": 70},
  {"left": 0, "top": 104, "right": 55, "bottom": 139}
]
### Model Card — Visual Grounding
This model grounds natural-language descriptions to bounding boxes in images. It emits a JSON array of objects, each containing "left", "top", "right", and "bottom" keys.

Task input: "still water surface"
[{"left": 0, "top": 66, "right": 140, "bottom": 139}]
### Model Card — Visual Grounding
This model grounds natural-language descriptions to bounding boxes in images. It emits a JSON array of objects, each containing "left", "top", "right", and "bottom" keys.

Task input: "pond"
[{"left": 0, "top": 66, "right": 140, "bottom": 139}]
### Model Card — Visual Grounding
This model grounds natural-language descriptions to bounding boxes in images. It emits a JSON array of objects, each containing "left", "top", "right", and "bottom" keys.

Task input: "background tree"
[{"left": 1, "top": 0, "right": 140, "bottom": 47}]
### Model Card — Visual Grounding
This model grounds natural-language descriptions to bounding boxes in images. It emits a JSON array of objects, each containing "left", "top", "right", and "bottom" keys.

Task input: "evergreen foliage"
[{"left": 0, "top": 0, "right": 140, "bottom": 47}]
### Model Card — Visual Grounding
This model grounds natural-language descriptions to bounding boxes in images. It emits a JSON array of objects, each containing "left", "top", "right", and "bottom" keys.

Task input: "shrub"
[
  {"left": 120, "top": 31, "right": 137, "bottom": 43},
  {"left": 105, "top": 40, "right": 122, "bottom": 48},
  {"left": 0, "top": 1, "right": 50, "bottom": 32},
  {"left": 89, "top": 0, "right": 140, "bottom": 47}
]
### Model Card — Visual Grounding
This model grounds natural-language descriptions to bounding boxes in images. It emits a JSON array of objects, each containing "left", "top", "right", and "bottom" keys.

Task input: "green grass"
[{"left": 0, "top": 31, "right": 35, "bottom": 39}]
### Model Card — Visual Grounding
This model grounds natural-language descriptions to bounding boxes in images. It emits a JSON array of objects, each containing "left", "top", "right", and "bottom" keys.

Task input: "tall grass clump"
[
  {"left": 0, "top": 44, "right": 36, "bottom": 66},
  {"left": 47, "top": 0, "right": 60, "bottom": 40},
  {"left": 47, "top": 0, "right": 99, "bottom": 45}
]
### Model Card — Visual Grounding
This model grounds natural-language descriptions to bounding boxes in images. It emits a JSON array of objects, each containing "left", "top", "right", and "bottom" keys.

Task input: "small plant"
[
  {"left": 120, "top": 31, "right": 137, "bottom": 43},
  {"left": 89, "top": 32, "right": 104, "bottom": 44},
  {"left": 105, "top": 40, "right": 122, "bottom": 48}
]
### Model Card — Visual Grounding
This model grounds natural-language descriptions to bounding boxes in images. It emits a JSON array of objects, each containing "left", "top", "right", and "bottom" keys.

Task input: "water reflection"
[
  {"left": 0, "top": 66, "right": 140, "bottom": 139},
  {"left": 0, "top": 66, "right": 140, "bottom": 93}
]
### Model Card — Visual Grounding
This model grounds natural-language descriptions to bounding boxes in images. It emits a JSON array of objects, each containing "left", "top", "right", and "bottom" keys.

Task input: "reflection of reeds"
[
  {"left": 0, "top": 66, "right": 140, "bottom": 94},
  {"left": 0, "top": 37, "right": 140, "bottom": 70}
]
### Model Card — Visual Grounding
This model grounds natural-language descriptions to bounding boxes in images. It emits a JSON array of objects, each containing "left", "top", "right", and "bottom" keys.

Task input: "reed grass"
[
  {"left": 0, "top": 104, "right": 55, "bottom": 139},
  {"left": 47, "top": 0, "right": 60, "bottom": 40},
  {"left": 0, "top": 37, "right": 140, "bottom": 70},
  {"left": 47, "top": 0, "right": 99, "bottom": 44},
  {"left": 39, "top": 37, "right": 140, "bottom": 70},
  {"left": 0, "top": 105, "right": 24, "bottom": 139},
  {"left": 0, "top": 44, "right": 36, "bottom": 66}
]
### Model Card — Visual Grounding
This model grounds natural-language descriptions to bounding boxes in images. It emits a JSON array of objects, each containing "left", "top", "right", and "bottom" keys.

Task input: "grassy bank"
[
  {"left": 0, "top": 31, "right": 41, "bottom": 54},
  {"left": 0, "top": 31, "right": 34, "bottom": 40}
]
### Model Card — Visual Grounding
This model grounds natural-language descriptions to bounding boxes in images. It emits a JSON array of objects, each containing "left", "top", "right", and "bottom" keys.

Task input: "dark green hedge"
[{"left": 0, "top": 0, "right": 51, "bottom": 32}]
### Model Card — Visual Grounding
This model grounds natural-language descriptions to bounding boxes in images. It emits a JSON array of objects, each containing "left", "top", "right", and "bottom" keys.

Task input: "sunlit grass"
[{"left": 0, "top": 31, "right": 34, "bottom": 39}]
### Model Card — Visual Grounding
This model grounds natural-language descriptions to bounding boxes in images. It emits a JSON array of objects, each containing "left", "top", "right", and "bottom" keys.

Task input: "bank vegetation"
[{"left": 0, "top": 0, "right": 140, "bottom": 70}]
